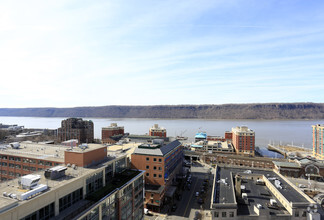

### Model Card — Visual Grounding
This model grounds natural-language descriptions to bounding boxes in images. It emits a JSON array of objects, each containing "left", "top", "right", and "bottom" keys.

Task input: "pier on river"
[{"left": 267, "top": 144, "right": 288, "bottom": 158}]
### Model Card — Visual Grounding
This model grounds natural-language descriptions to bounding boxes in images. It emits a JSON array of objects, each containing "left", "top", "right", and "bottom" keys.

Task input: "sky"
[{"left": 1, "top": 0, "right": 324, "bottom": 108}]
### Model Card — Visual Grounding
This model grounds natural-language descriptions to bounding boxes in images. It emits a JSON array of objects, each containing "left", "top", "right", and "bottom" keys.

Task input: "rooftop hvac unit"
[
  {"left": 275, "top": 180, "right": 282, "bottom": 189},
  {"left": 9, "top": 142, "right": 20, "bottom": 149},
  {"left": 270, "top": 199, "right": 277, "bottom": 206},
  {"left": 44, "top": 166, "right": 67, "bottom": 180},
  {"left": 19, "top": 174, "right": 41, "bottom": 189},
  {"left": 79, "top": 144, "right": 88, "bottom": 150}
]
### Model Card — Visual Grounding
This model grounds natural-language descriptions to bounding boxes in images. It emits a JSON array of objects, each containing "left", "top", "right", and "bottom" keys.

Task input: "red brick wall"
[
  {"left": 0, "top": 155, "right": 62, "bottom": 181},
  {"left": 131, "top": 154, "right": 165, "bottom": 186},
  {"left": 64, "top": 147, "right": 106, "bottom": 167},
  {"left": 149, "top": 131, "right": 166, "bottom": 138}
]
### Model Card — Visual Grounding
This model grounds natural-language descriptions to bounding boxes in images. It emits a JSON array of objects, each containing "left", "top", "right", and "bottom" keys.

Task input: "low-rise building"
[
  {"left": 273, "top": 158, "right": 324, "bottom": 180},
  {"left": 131, "top": 140, "right": 183, "bottom": 212},
  {"left": 192, "top": 140, "right": 235, "bottom": 154},
  {"left": 102, "top": 123, "right": 125, "bottom": 144},
  {"left": 149, "top": 124, "right": 166, "bottom": 138},
  {"left": 211, "top": 166, "right": 317, "bottom": 219}
]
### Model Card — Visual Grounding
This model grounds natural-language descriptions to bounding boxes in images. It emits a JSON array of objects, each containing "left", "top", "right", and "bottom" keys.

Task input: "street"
[{"left": 145, "top": 161, "right": 214, "bottom": 220}]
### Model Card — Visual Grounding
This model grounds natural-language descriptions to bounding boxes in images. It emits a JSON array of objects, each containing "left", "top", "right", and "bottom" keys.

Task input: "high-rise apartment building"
[
  {"left": 232, "top": 126, "right": 255, "bottom": 156},
  {"left": 57, "top": 118, "right": 94, "bottom": 143},
  {"left": 102, "top": 123, "right": 124, "bottom": 144},
  {"left": 312, "top": 124, "right": 324, "bottom": 160},
  {"left": 149, "top": 124, "right": 166, "bottom": 138}
]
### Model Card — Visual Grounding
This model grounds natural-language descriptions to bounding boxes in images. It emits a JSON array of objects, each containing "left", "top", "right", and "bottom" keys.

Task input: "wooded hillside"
[{"left": 0, "top": 103, "right": 324, "bottom": 119}]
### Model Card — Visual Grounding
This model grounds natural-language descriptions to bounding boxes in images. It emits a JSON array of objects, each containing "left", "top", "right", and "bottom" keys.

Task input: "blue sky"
[{"left": 1, "top": 0, "right": 324, "bottom": 107}]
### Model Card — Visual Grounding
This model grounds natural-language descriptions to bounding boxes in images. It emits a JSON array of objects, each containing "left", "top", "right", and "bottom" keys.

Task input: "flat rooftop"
[
  {"left": 0, "top": 142, "right": 108, "bottom": 162},
  {"left": 208, "top": 141, "right": 231, "bottom": 149},
  {"left": 213, "top": 167, "right": 310, "bottom": 215},
  {"left": 0, "top": 154, "right": 129, "bottom": 211}
]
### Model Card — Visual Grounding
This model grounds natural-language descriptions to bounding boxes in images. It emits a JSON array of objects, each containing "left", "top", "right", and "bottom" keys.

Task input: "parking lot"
[{"left": 145, "top": 161, "right": 214, "bottom": 220}]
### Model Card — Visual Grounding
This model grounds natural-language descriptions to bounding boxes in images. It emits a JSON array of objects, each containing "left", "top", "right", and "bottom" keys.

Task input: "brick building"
[
  {"left": 232, "top": 126, "right": 255, "bottom": 156},
  {"left": 0, "top": 141, "right": 110, "bottom": 182},
  {"left": 273, "top": 158, "right": 324, "bottom": 180},
  {"left": 57, "top": 118, "right": 94, "bottom": 144},
  {"left": 102, "top": 123, "right": 124, "bottom": 144},
  {"left": 149, "top": 124, "right": 166, "bottom": 138},
  {"left": 312, "top": 124, "right": 324, "bottom": 160},
  {"left": 131, "top": 140, "right": 183, "bottom": 212}
]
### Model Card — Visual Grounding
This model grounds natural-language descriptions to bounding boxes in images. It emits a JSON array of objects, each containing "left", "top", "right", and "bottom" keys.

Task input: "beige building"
[{"left": 0, "top": 147, "right": 145, "bottom": 220}]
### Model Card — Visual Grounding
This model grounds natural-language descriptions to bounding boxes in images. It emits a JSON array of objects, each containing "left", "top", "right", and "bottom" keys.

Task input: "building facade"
[
  {"left": 0, "top": 154, "right": 145, "bottom": 220},
  {"left": 102, "top": 123, "right": 125, "bottom": 144},
  {"left": 57, "top": 118, "right": 94, "bottom": 144},
  {"left": 0, "top": 142, "right": 64, "bottom": 182},
  {"left": 149, "top": 124, "right": 166, "bottom": 138},
  {"left": 312, "top": 124, "right": 324, "bottom": 160},
  {"left": 131, "top": 140, "right": 183, "bottom": 212},
  {"left": 232, "top": 126, "right": 255, "bottom": 156}
]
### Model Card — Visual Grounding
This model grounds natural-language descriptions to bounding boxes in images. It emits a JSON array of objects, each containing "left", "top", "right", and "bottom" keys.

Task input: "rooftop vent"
[
  {"left": 9, "top": 142, "right": 20, "bottom": 149},
  {"left": 79, "top": 144, "right": 88, "bottom": 150},
  {"left": 19, "top": 174, "right": 41, "bottom": 189},
  {"left": 44, "top": 166, "right": 67, "bottom": 180}
]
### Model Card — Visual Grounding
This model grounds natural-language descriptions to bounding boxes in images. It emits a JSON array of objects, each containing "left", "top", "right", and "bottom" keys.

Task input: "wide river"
[{"left": 1, "top": 116, "right": 323, "bottom": 149}]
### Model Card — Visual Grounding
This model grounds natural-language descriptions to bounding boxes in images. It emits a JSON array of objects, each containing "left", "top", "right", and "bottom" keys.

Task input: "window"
[
  {"left": 229, "top": 211, "right": 234, "bottom": 217},
  {"left": 222, "top": 212, "right": 226, "bottom": 217},
  {"left": 214, "top": 212, "right": 219, "bottom": 217},
  {"left": 9, "top": 156, "right": 14, "bottom": 161},
  {"left": 302, "top": 211, "right": 306, "bottom": 217},
  {"left": 59, "top": 188, "right": 83, "bottom": 212},
  {"left": 146, "top": 157, "right": 149, "bottom": 161},
  {"left": 159, "top": 167, "right": 162, "bottom": 170},
  {"left": 158, "top": 158, "right": 162, "bottom": 162},
  {"left": 154, "top": 166, "right": 157, "bottom": 170},
  {"left": 159, "top": 174, "right": 162, "bottom": 178},
  {"left": 15, "top": 157, "right": 21, "bottom": 162},
  {"left": 146, "top": 173, "right": 149, "bottom": 176},
  {"left": 153, "top": 158, "right": 157, "bottom": 162},
  {"left": 295, "top": 211, "right": 299, "bottom": 217},
  {"left": 153, "top": 174, "right": 157, "bottom": 177},
  {"left": 146, "top": 165, "right": 149, "bottom": 169}
]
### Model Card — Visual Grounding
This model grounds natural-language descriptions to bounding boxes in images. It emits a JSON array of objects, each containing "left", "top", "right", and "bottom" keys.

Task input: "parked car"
[
  {"left": 171, "top": 204, "right": 177, "bottom": 211},
  {"left": 197, "top": 198, "right": 204, "bottom": 204},
  {"left": 195, "top": 192, "right": 199, "bottom": 197}
]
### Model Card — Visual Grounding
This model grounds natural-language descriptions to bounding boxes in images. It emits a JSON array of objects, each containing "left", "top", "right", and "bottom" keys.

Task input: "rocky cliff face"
[{"left": 0, "top": 103, "right": 324, "bottom": 119}]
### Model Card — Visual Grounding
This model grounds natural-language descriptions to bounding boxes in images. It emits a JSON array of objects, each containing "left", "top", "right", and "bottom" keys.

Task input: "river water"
[{"left": 1, "top": 117, "right": 322, "bottom": 157}]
